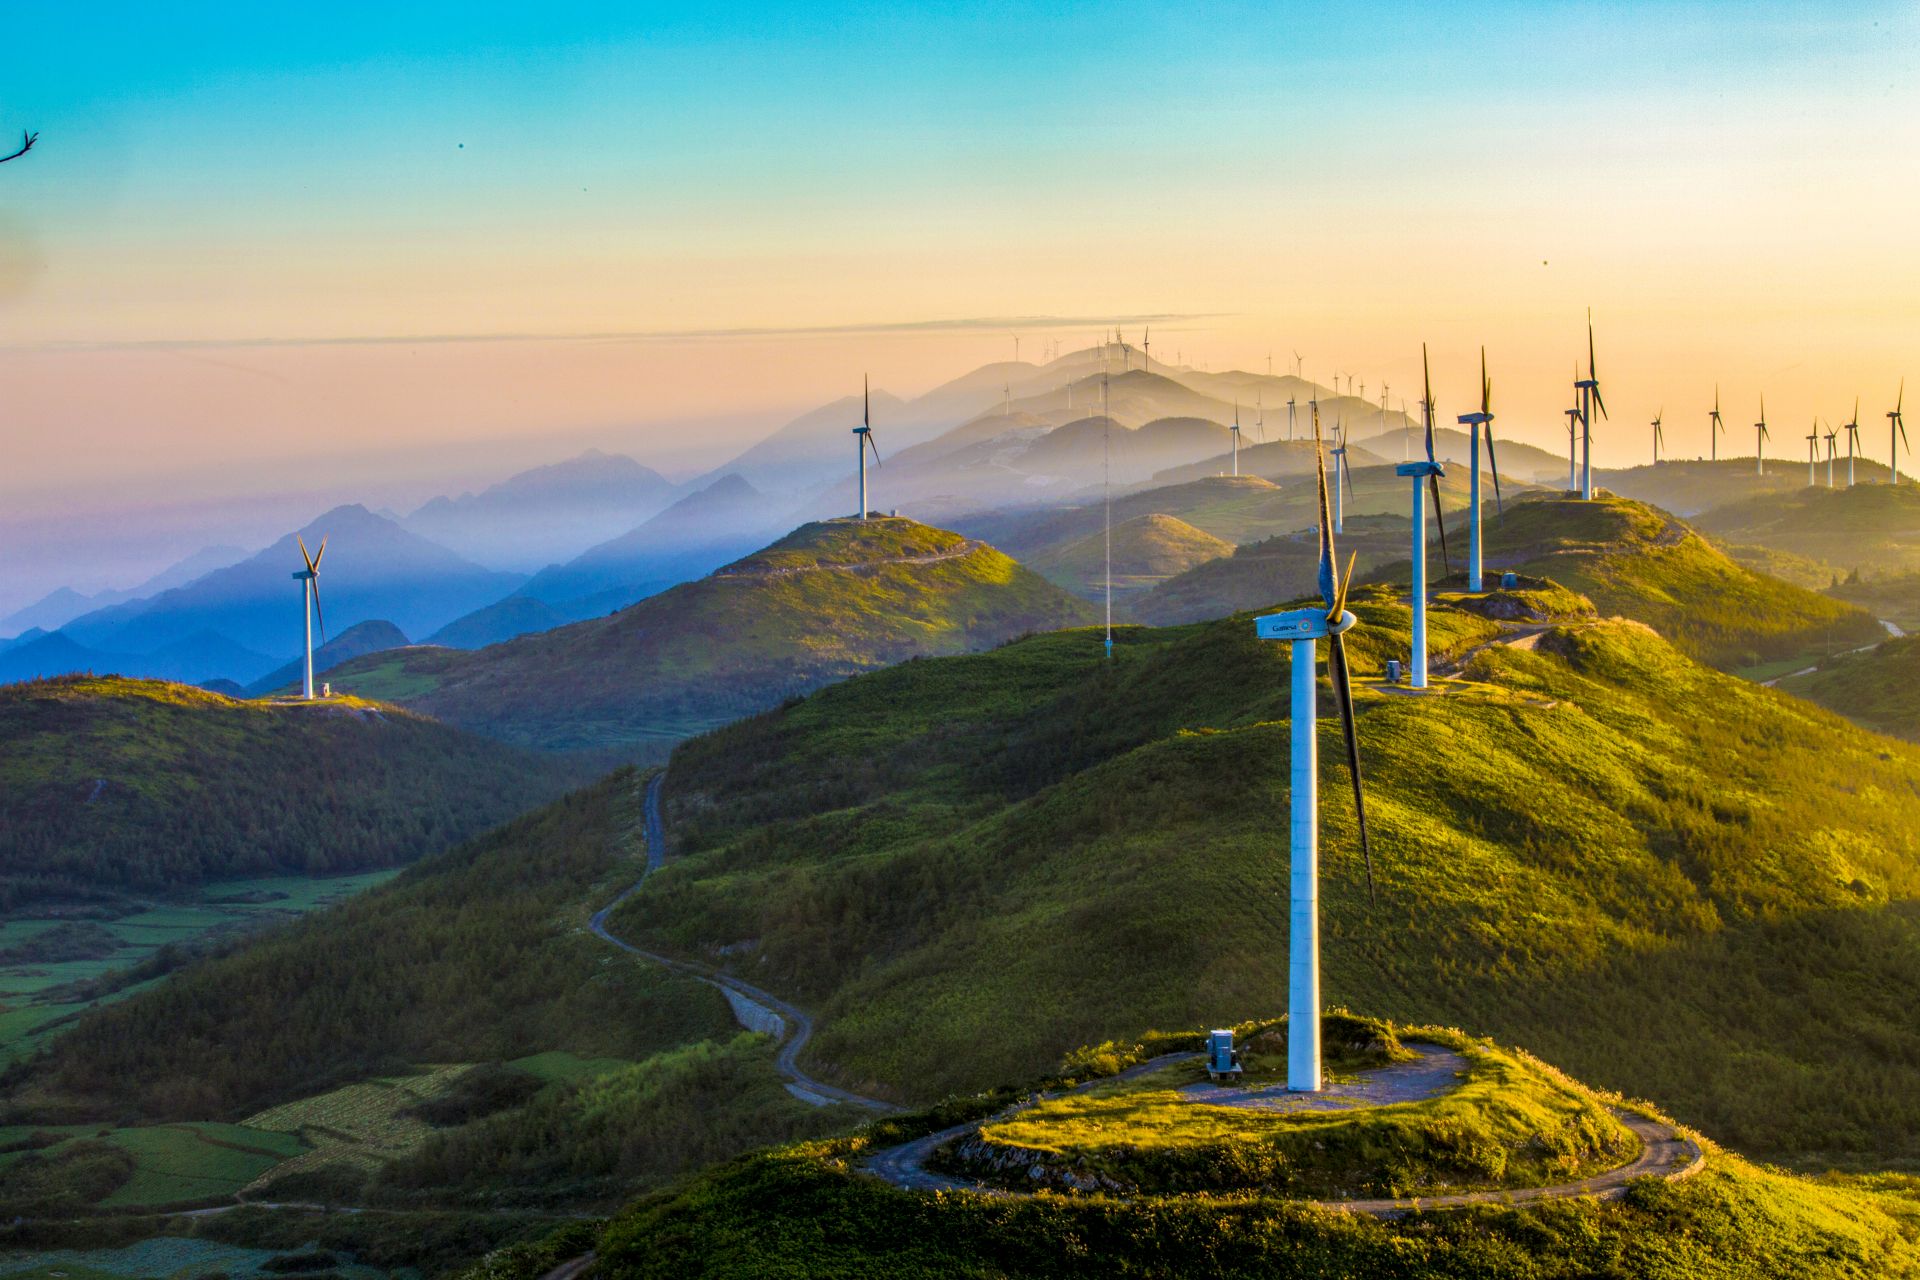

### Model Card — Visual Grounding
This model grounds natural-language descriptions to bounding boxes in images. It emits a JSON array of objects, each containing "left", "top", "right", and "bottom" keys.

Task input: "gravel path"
[
  {"left": 587, "top": 772, "right": 897, "bottom": 1114},
  {"left": 860, "top": 1041, "right": 1705, "bottom": 1214},
  {"left": 1179, "top": 1042, "right": 1468, "bottom": 1112}
]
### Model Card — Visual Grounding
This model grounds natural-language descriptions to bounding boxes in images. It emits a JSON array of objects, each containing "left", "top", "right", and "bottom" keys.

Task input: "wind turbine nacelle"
[
  {"left": 1396, "top": 461, "right": 1445, "bottom": 479},
  {"left": 1456, "top": 413, "right": 1491, "bottom": 426},
  {"left": 1255, "top": 607, "right": 1356, "bottom": 642},
  {"left": 292, "top": 570, "right": 315, "bottom": 581}
]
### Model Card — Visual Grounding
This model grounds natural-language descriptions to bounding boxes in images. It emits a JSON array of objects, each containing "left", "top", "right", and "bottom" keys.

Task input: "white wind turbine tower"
[
  {"left": 292, "top": 535, "right": 328, "bottom": 701},
  {"left": 1287, "top": 394, "right": 1298, "bottom": 442},
  {"left": 1231, "top": 401, "right": 1243, "bottom": 476},
  {"left": 1252, "top": 402, "right": 1374, "bottom": 1092},
  {"left": 852, "top": 377, "right": 881, "bottom": 519}
]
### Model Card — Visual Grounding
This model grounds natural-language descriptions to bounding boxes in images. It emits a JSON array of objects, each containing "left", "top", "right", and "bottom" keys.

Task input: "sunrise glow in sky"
[{"left": 2, "top": 2, "right": 1917, "bottom": 601}]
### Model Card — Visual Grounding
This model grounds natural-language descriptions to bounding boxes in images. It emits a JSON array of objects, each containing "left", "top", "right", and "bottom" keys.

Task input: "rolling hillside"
[
  {"left": 0, "top": 676, "right": 587, "bottom": 906},
  {"left": 44, "top": 562, "right": 1920, "bottom": 1181},
  {"left": 604, "top": 587, "right": 1920, "bottom": 1172},
  {"left": 1600, "top": 458, "right": 1832, "bottom": 516},
  {"left": 1028, "top": 514, "right": 1233, "bottom": 599},
  {"left": 1481, "top": 496, "right": 1883, "bottom": 668},
  {"left": 243, "top": 619, "right": 409, "bottom": 696},
  {"left": 1132, "top": 515, "right": 1411, "bottom": 625},
  {"left": 316, "top": 518, "right": 1094, "bottom": 750},
  {"left": 1689, "top": 480, "right": 1920, "bottom": 581},
  {"left": 1778, "top": 635, "right": 1920, "bottom": 738}
]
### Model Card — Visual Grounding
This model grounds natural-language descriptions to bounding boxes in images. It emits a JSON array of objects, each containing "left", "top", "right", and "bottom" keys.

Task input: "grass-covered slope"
[
  {"left": 1132, "top": 515, "right": 1409, "bottom": 624},
  {"left": 958, "top": 1022, "right": 1634, "bottom": 1199},
  {"left": 1133, "top": 495, "right": 1877, "bottom": 667},
  {"left": 600, "top": 1126, "right": 1920, "bottom": 1278},
  {"left": 319, "top": 518, "right": 1092, "bottom": 751},
  {"left": 12, "top": 771, "right": 734, "bottom": 1121},
  {"left": 614, "top": 586, "right": 1920, "bottom": 1170},
  {"left": 1779, "top": 634, "right": 1920, "bottom": 738},
  {"left": 1601, "top": 457, "right": 1830, "bottom": 516},
  {"left": 1028, "top": 513, "right": 1233, "bottom": 599},
  {"left": 1483, "top": 495, "right": 1883, "bottom": 668},
  {"left": 1690, "top": 480, "right": 1920, "bottom": 582},
  {"left": 0, "top": 676, "right": 586, "bottom": 906}
]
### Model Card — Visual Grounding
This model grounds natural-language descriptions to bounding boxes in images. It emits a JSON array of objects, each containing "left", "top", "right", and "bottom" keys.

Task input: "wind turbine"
[
  {"left": 1575, "top": 312, "right": 1607, "bottom": 500},
  {"left": 1287, "top": 395, "right": 1298, "bottom": 442},
  {"left": 1824, "top": 421, "right": 1838, "bottom": 488},
  {"left": 1143, "top": 326, "right": 1151, "bottom": 371},
  {"left": 1252, "top": 404, "right": 1373, "bottom": 1093},
  {"left": 1755, "top": 396, "right": 1770, "bottom": 475},
  {"left": 1292, "top": 350, "right": 1304, "bottom": 379},
  {"left": 1651, "top": 410, "right": 1664, "bottom": 466},
  {"left": 1806, "top": 422, "right": 1820, "bottom": 487},
  {"left": 1709, "top": 386, "right": 1725, "bottom": 462},
  {"left": 1397, "top": 346, "right": 1449, "bottom": 688},
  {"left": 1456, "top": 347, "right": 1501, "bottom": 593},
  {"left": 852, "top": 377, "right": 880, "bottom": 519},
  {"left": 1231, "top": 401, "right": 1243, "bottom": 477},
  {"left": 1844, "top": 400, "right": 1861, "bottom": 487},
  {"left": 1327, "top": 410, "right": 1352, "bottom": 535},
  {"left": 292, "top": 535, "right": 328, "bottom": 701},
  {"left": 1890, "top": 381, "right": 1908, "bottom": 485},
  {"left": 1564, "top": 403, "right": 1582, "bottom": 491},
  {"left": 1256, "top": 393, "right": 1266, "bottom": 443}
]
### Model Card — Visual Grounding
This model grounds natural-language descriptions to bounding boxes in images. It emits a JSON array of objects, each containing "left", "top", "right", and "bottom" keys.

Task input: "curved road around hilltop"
[
  {"left": 860, "top": 1041, "right": 1704, "bottom": 1214},
  {"left": 588, "top": 773, "right": 896, "bottom": 1113}
]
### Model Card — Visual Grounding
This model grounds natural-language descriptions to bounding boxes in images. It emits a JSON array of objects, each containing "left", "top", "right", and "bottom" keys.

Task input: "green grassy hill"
[
  {"left": 0, "top": 676, "right": 585, "bottom": 906},
  {"left": 1689, "top": 481, "right": 1920, "bottom": 584},
  {"left": 316, "top": 518, "right": 1093, "bottom": 752},
  {"left": 1132, "top": 515, "right": 1409, "bottom": 625},
  {"left": 1028, "top": 513, "right": 1233, "bottom": 599},
  {"left": 598, "top": 1025, "right": 1920, "bottom": 1278},
  {"left": 1482, "top": 495, "right": 1882, "bottom": 668},
  {"left": 1778, "top": 634, "right": 1920, "bottom": 738},
  {"left": 598, "top": 579, "right": 1920, "bottom": 1171},
  {"left": 1133, "top": 495, "right": 1879, "bottom": 669},
  {"left": 1831, "top": 571, "right": 1920, "bottom": 631},
  {"left": 1601, "top": 457, "right": 1840, "bottom": 516},
  {"left": 2, "top": 770, "right": 853, "bottom": 1223}
]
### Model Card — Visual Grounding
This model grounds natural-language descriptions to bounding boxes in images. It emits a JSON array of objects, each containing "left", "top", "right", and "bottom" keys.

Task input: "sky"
[{"left": 1, "top": 1, "right": 1916, "bottom": 608}]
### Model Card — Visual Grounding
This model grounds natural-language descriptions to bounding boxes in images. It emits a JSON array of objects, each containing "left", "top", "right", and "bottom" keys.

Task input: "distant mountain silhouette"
[
  {"left": 404, "top": 449, "right": 679, "bottom": 571},
  {"left": 515, "top": 474, "right": 783, "bottom": 610},
  {"left": 0, "top": 628, "right": 277, "bottom": 687},
  {"left": 244, "top": 619, "right": 411, "bottom": 696},
  {"left": 0, "top": 544, "right": 248, "bottom": 638},
  {"left": 51, "top": 506, "right": 520, "bottom": 683}
]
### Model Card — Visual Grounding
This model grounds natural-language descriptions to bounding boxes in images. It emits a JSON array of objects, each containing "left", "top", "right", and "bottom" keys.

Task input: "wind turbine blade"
[
  {"left": 1429, "top": 473, "right": 1450, "bottom": 573},
  {"left": 867, "top": 432, "right": 882, "bottom": 467},
  {"left": 310, "top": 580, "right": 328, "bottom": 647},
  {"left": 311, "top": 536, "right": 326, "bottom": 571},
  {"left": 864, "top": 374, "right": 870, "bottom": 428},
  {"left": 1343, "top": 451, "right": 1357, "bottom": 507},
  {"left": 1486, "top": 429, "right": 1504, "bottom": 514},
  {"left": 296, "top": 534, "right": 315, "bottom": 575},
  {"left": 1325, "top": 630, "right": 1374, "bottom": 904},
  {"left": 1313, "top": 408, "right": 1336, "bottom": 610}
]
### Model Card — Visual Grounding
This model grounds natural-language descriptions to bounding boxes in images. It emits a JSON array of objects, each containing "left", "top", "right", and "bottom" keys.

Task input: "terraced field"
[{"left": 240, "top": 1064, "right": 474, "bottom": 1192}]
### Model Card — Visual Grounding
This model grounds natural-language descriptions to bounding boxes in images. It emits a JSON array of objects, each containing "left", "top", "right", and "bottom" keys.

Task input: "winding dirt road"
[{"left": 588, "top": 773, "right": 896, "bottom": 1113}]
